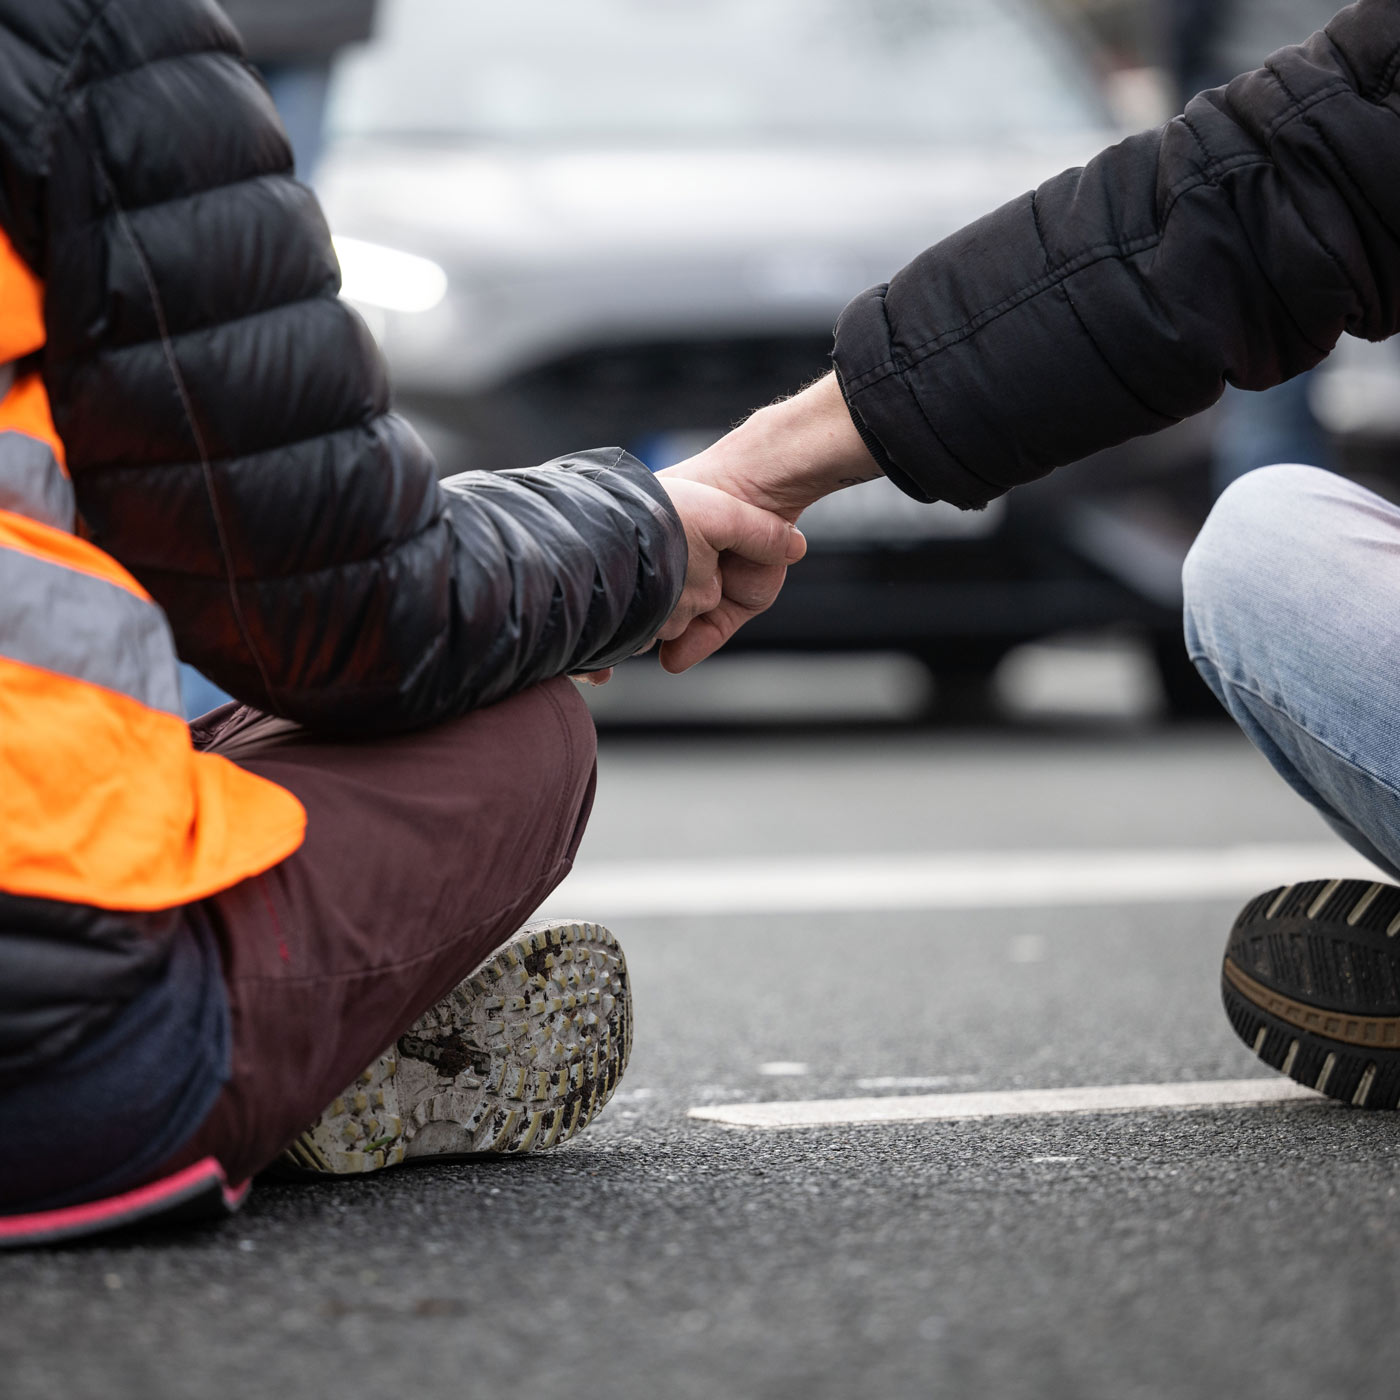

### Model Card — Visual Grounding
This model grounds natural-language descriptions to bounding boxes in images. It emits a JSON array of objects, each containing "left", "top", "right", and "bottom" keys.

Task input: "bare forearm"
[{"left": 661, "top": 372, "right": 879, "bottom": 523}]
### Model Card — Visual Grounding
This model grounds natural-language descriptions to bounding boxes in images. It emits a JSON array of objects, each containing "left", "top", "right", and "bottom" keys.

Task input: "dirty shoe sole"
[
  {"left": 281, "top": 920, "right": 631, "bottom": 1173},
  {"left": 1222, "top": 879, "right": 1400, "bottom": 1108}
]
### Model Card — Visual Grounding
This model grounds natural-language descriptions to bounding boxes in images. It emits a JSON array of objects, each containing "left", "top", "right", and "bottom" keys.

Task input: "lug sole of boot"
[
  {"left": 280, "top": 920, "right": 631, "bottom": 1174},
  {"left": 1221, "top": 879, "right": 1400, "bottom": 1109}
]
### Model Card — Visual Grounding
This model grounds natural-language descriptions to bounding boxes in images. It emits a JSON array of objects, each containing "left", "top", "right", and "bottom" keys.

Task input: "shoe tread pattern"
[
  {"left": 279, "top": 920, "right": 631, "bottom": 1174},
  {"left": 1222, "top": 880, "right": 1400, "bottom": 1110}
]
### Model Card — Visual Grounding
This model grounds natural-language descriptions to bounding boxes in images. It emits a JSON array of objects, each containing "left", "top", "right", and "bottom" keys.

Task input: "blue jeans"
[{"left": 1183, "top": 464, "right": 1400, "bottom": 881}]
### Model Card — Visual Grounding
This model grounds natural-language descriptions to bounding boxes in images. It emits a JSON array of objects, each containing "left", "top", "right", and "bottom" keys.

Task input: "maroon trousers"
[{"left": 164, "top": 677, "right": 597, "bottom": 1185}]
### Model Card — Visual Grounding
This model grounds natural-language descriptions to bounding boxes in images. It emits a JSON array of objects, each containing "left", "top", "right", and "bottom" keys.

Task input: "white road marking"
[
  {"left": 688, "top": 1077, "right": 1327, "bottom": 1130},
  {"left": 757, "top": 1061, "right": 810, "bottom": 1077},
  {"left": 543, "top": 843, "right": 1385, "bottom": 919},
  {"left": 855, "top": 1076, "right": 973, "bottom": 1091}
]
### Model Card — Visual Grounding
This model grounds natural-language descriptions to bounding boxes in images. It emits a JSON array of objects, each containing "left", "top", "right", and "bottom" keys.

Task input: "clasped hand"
[
  {"left": 647, "top": 475, "right": 807, "bottom": 673},
  {"left": 573, "top": 475, "right": 803, "bottom": 685},
  {"left": 646, "top": 373, "right": 881, "bottom": 672},
  {"left": 576, "top": 373, "right": 880, "bottom": 683}
]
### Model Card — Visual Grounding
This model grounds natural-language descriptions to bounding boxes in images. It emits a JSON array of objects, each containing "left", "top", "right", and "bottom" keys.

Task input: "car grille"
[{"left": 482, "top": 334, "right": 837, "bottom": 468}]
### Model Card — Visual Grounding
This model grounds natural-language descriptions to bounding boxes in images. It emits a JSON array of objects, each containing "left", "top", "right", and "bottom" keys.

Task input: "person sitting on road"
[
  {"left": 0, "top": 0, "right": 801, "bottom": 1245},
  {"left": 7, "top": 0, "right": 1398, "bottom": 1250},
  {"left": 664, "top": 0, "right": 1400, "bottom": 1109}
]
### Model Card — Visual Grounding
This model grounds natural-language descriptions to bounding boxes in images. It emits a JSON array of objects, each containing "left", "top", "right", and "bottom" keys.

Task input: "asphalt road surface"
[{"left": 5, "top": 696, "right": 1400, "bottom": 1399}]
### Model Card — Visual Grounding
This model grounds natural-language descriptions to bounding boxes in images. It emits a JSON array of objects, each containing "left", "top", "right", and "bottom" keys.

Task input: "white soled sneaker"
[{"left": 280, "top": 920, "right": 631, "bottom": 1173}]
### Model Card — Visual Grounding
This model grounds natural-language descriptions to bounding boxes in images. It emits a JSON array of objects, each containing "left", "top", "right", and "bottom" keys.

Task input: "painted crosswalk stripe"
[
  {"left": 687, "top": 1077, "right": 1328, "bottom": 1130},
  {"left": 542, "top": 843, "right": 1385, "bottom": 919}
]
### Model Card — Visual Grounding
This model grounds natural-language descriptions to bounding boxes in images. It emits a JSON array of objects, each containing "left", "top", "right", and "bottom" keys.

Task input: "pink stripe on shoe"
[{"left": 0, "top": 1157, "right": 249, "bottom": 1248}]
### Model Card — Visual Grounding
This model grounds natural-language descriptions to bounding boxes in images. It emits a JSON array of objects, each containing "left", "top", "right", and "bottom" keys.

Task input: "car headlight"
[{"left": 332, "top": 236, "right": 448, "bottom": 315}]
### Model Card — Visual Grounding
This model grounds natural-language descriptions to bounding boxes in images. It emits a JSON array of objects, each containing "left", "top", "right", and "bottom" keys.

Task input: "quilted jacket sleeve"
[
  {"left": 0, "top": 0, "right": 684, "bottom": 733},
  {"left": 832, "top": 0, "right": 1400, "bottom": 509}
]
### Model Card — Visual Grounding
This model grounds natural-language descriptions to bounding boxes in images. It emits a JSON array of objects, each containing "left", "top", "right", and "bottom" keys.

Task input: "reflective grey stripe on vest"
[
  {"left": 0, "top": 546, "right": 182, "bottom": 717},
  {"left": 0, "top": 429, "right": 76, "bottom": 532}
]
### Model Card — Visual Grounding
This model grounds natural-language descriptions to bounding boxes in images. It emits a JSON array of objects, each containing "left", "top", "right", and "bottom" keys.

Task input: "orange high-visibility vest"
[{"left": 0, "top": 228, "right": 306, "bottom": 911}]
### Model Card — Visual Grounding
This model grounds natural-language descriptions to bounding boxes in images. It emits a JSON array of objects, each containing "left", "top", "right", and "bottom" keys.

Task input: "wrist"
[
  {"left": 711, "top": 373, "right": 881, "bottom": 519},
  {"left": 755, "top": 372, "right": 879, "bottom": 484}
]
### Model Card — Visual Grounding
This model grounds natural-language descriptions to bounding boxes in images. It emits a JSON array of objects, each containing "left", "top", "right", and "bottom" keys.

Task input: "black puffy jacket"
[
  {"left": 1, "top": 0, "right": 684, "bottom": 735},
  {"left": 0, "top": 0, "right": 684, "bottom": 1077},
  {"left": 834, "top": 0, "right": 1400, "bottom": 511}
]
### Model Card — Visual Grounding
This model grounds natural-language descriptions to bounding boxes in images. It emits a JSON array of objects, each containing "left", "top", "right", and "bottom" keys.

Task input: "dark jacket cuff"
[
  {"left": 833, "top": 285, "right": 1001, "bottom": 509},
  {"left": 832, "top": 353, "right": 932, "bottom": 504}
]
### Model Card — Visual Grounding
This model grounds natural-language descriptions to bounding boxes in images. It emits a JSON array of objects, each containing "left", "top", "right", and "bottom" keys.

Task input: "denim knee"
[
  {"left": 1182, "top": 463, "right": 1400, "bottom": 870},
  {"left": 1182, "top": 463, "right": 1337, "bottom": 685}
]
